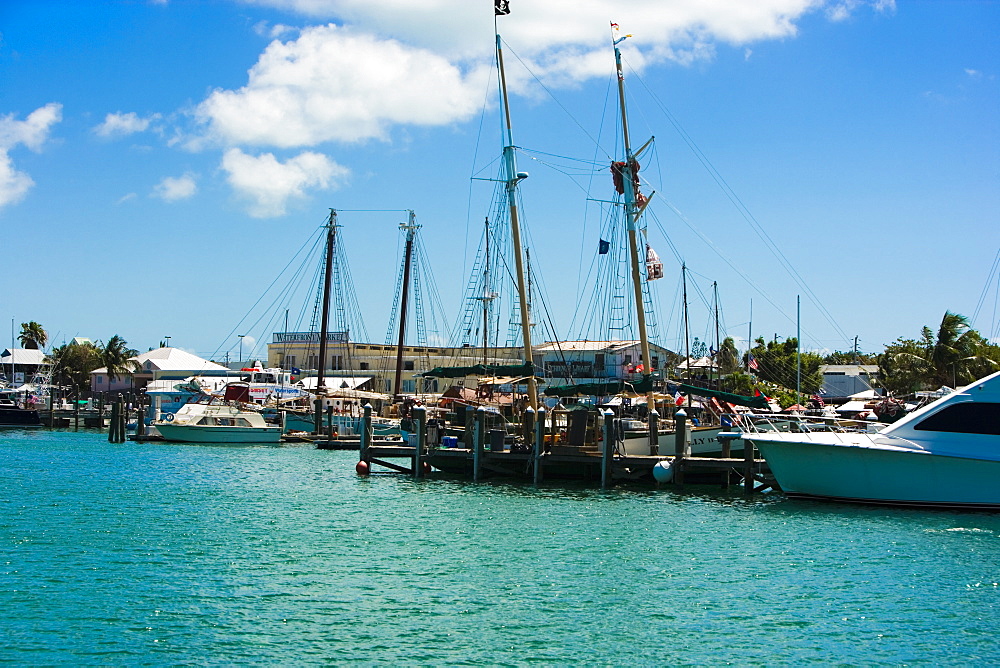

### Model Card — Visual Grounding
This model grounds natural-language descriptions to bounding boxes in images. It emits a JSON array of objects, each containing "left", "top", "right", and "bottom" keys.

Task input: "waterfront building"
[
  {"left": 90, "top": 346, "right": 233, "bottom": 394},
  {"left": 0, "top": 348, "right": 49, "bottom": 387}
]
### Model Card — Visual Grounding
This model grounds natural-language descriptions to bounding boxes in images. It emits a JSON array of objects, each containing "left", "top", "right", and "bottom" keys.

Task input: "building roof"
[
  {"left": 92, "top": 347, "right": 229, "bottom": 376},
  {"left": 1, "top": 348, "right": 48, "bottom": 365},
  {"left": 533, "top": 340, "right": 642, "bottom": 353},
  {"left": 820, "top": 365, "right": 879, "bottom": 375}
]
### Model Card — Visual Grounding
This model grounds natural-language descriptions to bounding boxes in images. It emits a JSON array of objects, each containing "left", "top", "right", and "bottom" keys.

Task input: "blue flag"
[{"left": 598, "top": 239, "right": 610, "bottom": 254}]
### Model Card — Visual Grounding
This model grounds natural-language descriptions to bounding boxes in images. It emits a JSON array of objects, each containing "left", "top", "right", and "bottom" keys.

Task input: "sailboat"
[{"left": 536, "top": 25, "right": 780, "bottom": 458}]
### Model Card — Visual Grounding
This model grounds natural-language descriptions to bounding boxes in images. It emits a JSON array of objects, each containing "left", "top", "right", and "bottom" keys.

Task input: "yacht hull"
[
  {"left": 156, "top": 424, "right": 282, "bottom": 444},
  {"left": 750, "top": 436, "right": 1000, "bottom": 509}
]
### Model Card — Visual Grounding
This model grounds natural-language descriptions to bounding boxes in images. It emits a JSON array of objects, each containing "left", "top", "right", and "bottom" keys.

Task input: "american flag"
[{"left": 748, "top": 354, "right": 759, "bottom": 371}]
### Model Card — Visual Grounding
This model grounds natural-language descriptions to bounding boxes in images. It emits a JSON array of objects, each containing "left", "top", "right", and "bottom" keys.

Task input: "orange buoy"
[
  {"left": 356, "top": 460, "right": 370, "bottom": 476},
  {"left": 422, "top": 462, "right": 432, "bottom": 475}
]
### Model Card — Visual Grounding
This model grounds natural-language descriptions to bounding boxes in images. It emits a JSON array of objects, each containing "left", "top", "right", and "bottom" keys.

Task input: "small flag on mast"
[
  {"left": 495, "top": 0, "right": 510, "bottom": 16},
  {"left": 598, "top": 239, "right": 610, "bottom": 255}
]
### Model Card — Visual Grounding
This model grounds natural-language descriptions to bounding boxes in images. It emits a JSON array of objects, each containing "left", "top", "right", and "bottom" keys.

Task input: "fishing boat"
[
  {"left": 153, "top": 383, "right": 281, "bottom": 443},
  {"left": 743, "top": 369, "right": 1000, "bottom": 509},
  {"left": 0, "top": 387, "right": 42, "bottom": 427}
]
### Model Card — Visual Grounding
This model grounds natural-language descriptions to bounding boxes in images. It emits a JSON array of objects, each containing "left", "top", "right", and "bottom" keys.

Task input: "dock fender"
[{"left": 652, "top": 458, "right": 674, "bottom": 483}]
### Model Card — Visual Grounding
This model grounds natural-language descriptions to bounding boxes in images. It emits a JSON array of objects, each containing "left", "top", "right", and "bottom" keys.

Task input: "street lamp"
[{"left": 238, "top": 335, "right": 246, "bottom": 364}]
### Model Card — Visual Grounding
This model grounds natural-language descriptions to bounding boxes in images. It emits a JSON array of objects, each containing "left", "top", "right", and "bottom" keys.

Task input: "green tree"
[
  {"left": 745, "top": 336, "right": 823, "bottom": 395},
  {"left": 717, "top": 336, "right": 741, "bottom": 375},
  {"left": 17, "top": 321, "right": 47, "bottom": 350},
  {"left": 823, "top": 350, "right": 879, "bottom": 365},
  {"left": 100, "top": 335, "right": 139, "bottom": 383},
  {"left": 49, "top": 340, "right": 102, "bottom": 394},
  {"left": 879, "top": 311, "right": 1000, "bottom": 395}
]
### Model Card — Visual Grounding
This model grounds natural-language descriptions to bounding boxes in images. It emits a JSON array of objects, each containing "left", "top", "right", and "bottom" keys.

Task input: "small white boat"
[
  {"left": 744, "top": 370, "right": 1000, "bottom": 509},
  {"left": 153, "top": 384, "right": 281, "bottom": 443}
]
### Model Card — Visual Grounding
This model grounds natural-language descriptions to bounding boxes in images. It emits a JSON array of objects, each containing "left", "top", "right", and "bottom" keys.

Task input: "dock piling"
[
  {"left": 674, "top": 408, "right": 688, "bottom": 486},
  {"left": 602, "top": 409, "right": 615, "bottom": 489},
  {"left": 412, "top": 406, "right": 426, "bottom": 478},
  {"left": 473, "top": 406, "right": 486, "bottom": 481},
  {"left": 360, "top": 403, "right": 373, "bottom": 464},
  {"left": 648, "top": 409, "right": 659, "bottom": 456},
  {"left": 533, "top": 406, "right": 545, "bottom": 484}
]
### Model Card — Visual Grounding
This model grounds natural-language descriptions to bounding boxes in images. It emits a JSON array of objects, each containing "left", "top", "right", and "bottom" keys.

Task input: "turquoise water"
[{"left": 2, "top": 429, "right": 999, "bottom": 665}]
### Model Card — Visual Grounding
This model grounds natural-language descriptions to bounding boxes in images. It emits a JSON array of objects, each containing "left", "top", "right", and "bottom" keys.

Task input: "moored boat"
[
  {"left": 152, "top": 383, "right": 281, "bottom": 443},
  {"left": 0, "top": 388, "right": 42, "bottom": 427},
  {"left": 744, "top": 370, "right": 1000, "bottom": 509}
]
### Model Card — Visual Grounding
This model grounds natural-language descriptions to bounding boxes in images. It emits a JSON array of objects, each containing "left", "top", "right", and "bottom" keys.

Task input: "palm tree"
[
  {"left": 100, "top": 335, "right": 139, "bottom": 383},
  {"left": 18, "top": 321, "right": 47, "bottom": 350},
  {"left": 881, "top": 311, "right": 1000, "bottom": 394}
]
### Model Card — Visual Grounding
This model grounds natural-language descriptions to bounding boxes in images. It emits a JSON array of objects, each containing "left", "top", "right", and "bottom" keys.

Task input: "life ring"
[{"left": 164, "top": 413, "right": 175, "bottom": 422}]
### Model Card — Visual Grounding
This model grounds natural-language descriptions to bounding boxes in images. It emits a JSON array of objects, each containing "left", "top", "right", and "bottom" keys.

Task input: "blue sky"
[{"left": 1, "top": 0, "right": 997, "bottom": 364}]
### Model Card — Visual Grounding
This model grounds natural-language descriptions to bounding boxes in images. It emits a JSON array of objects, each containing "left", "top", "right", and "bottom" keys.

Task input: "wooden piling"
[
  {"left": 360, "top": 403, "right": 373, "bottom": 464},
  {"left": 743, "top": 436, "right": 755, "bottom": 496},
  {"left": 533, "top": 406, "right": 545, "bottom": 484},
  {"left": 648, "top": 408, "right": 659, "bottom": 456},
  {"left": 412, "top": 406, "right": 426, "bottom": 479},
  {"left": 602, "top": 409, "right": 615, "bottom": 489},
  {"left": 473, "top": 406, "right": 486, "bottom": 481},
  {"left": 674, "top": 408, "right": 688, "bottom": 486}
]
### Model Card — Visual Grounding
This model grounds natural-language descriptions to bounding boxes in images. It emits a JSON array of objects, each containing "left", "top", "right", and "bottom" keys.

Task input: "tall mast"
[
  {"left": 682, "top": 263, "right": 690, "bottom": 381},
  {"left": 483, "top": 217, "right": 491, "bottom": 368},
  {"left": 612, "top": 27, "right": 655, "bottom": 412},
  {"left": 393, "top": 210, "right": 418, "bottom": 399},
  {"left": 713, "top": 281, "right": 720, "bottom": 383},
  {"left": 316, "top": 209, "right": 337, "bottom": 395},
  {"left": 496, "top": 32, "right": 538, "bottom": 410}
]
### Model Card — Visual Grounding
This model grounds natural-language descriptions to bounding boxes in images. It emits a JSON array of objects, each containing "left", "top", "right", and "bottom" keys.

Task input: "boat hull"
[
  {"left": 0, "top": 407, "right": 42, "bottom": 427},
  {"left": 156, "top": 424, "right": 282, "bottom": 444},
  {"left": 750, "top": 436, "right": 1000, "bottom": 509}
]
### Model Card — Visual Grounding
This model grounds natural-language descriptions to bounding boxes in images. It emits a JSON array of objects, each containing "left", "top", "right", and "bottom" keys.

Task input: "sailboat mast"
[
  {"left": 316, "top": 209, "right": 337, "bottom": 395},
  {"left": 496, "top": 33, "right": 538, "bottom": 410},
  {"left": 393, "top": 210, "right": 418, "bottom": 399},
  {"left": 713, "top": 281, "right": 720, "bottom": 382},
  {"left": 483, "top": 217, "right": 490, "bottom": 368},
  {"left": 682, "top": 264, "right": 690, "bottom": 381},
  {"left": 613, "top": 29, "right": 655, "bottom": 411}
]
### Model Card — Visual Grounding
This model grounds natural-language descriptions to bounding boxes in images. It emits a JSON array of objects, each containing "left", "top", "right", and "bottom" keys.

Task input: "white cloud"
[
  {"left": 825, "top": 0, "right": 895, "bottom": 22},
  {"left": 196, "top": 24, "right": 488, "bottom": 148},
  {"left": 116, "top": 192, "right": 138, "bottom": 204},
  {"left": 220, "top": 148, "right": 348, "bottom": 217},
  {"left": 94, "top": 111, "right": 161, "bottom": 138},
  {"left": 153, "top": 173, "right": 198, "bottom": 201},
  {"left": 203, "top": 2, "right": 884, "bottom": 151},
  {"left": 0, "top": 103, "right": 62, "bottom": 211}
]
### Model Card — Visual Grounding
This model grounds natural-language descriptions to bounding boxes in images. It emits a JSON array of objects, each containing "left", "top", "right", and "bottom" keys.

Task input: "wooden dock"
[{"left": 354, "top": 404, "right": 774, "bottom": 492}]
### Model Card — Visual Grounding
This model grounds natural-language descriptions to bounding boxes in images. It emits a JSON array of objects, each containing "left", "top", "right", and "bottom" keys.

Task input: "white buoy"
[{"left": 652, "top": 459, "right": 674, "bottom": 483}]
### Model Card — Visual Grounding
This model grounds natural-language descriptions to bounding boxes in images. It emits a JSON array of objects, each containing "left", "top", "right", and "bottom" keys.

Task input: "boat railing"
[{"left": 727, "top": 412, "right": 888, "bottom": 436}]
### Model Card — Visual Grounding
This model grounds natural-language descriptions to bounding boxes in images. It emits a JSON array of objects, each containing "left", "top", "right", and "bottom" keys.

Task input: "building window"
[
  {"left": 404, "top": 360, "right": 415, "bottom": 371},
  {"left": 285, "top": 355, "right": 296, "bottom": 368},
  {"left": 359, "top": 362, "right": 369, "bottom": 370}
]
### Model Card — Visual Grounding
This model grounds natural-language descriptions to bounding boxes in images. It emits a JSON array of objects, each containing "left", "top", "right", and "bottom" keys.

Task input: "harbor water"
[{"left": 2, "top": 429, "right": 999, "bottom": 664}]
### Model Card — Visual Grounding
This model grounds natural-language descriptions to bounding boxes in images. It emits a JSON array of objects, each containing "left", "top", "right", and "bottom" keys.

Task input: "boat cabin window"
[{"left": 913, "top": 402, "right": 1000, "bottom": 436}]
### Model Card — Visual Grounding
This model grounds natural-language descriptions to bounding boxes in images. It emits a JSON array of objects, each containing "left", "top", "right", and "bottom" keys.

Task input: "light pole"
[{"left": 238, "top": 335, "right": 246, "bottom": 364}]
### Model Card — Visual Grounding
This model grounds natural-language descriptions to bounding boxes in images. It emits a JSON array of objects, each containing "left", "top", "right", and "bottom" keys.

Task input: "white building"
[{"left": 91, "top": 347, "right": 233, "bottom": 394}]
